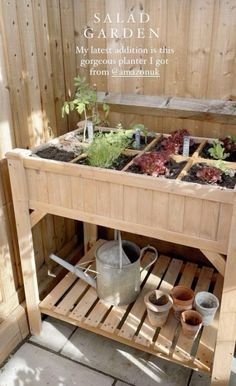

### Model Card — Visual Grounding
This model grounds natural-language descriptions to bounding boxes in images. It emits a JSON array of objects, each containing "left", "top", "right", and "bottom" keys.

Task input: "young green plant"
[
  {"left": 87, "top": 131, "right": 131, "bottom": 168},
  {"left": 62, "top": 75, "right": 110, "bottom": 141},
  {"left": 208, "top": 140, "right": 230, "bottom": 160},
  {"left": 213, "top": 160, "right": 236, "bottom": 178}
]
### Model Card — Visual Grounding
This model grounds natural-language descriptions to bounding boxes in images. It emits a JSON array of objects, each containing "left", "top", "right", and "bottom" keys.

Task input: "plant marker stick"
[
  {"left": 183, "top": 136, "right": 190, "bottom": 156},
  {"left": 87, "top": 121, "right": 94, "bottom": 143},
  {"left": 118, "top": 230, "right": 122, "bottom": 270},
  {"left": 135, "top": 128, "right": 141, "bottom": 149}
]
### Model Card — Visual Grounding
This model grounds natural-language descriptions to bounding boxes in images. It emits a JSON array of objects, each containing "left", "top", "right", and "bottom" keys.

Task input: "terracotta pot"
[
  {"left": 144, "top": 290, "right": 173, "bottom": 327},
  {"left": 171, "top": 285, "right": 194, "bottom": 320},
  {"left": 181, "top": 310, "right": 202, "bottom": 340},
  {"left": 194, "top": 291, "right": 219, "bottom": 326}
]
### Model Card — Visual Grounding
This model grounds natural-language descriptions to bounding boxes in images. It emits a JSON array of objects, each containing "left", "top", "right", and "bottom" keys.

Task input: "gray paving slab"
[
  {"left": 189, "top": 357, "right": 236, "bottom": 386},
  {"left": 61, "top": 327, "right": 191, "bottom": 386},
  {"left": 29, "top": 316, "right": 76, "bottom": 352},
  {"left": 19, "top": 317, "right": 236, "bottom": 386},
  {"left": 229, "top": 358, "right": 236, "bottom": 386},
  {"left": 0, "top": 343, "right": 114, "bottom": 386},
  {"left": 189, "top": 372, "right": 211, "bottom": 386}
]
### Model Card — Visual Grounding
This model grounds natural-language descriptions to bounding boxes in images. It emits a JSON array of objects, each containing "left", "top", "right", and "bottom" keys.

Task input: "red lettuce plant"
[
  {"left": 133, "top": 151, "right": 171, "bottom": 176},
  {"left": 220, "top": 136, "right": 236, "bottom": 154},
  {"left": 161, "top": 129, "right": 192, "bottom": 154},
  {"left": 196, "top": 165, "right": 222, "bottom": 184}
]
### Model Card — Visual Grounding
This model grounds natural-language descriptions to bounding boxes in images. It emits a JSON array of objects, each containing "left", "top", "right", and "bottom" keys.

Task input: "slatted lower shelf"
[{"left": 39, "top": 240, "right": 223, "bottom": 373}]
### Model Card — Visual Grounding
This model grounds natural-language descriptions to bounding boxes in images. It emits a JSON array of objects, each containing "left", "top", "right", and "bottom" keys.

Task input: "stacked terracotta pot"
[{"left": 144, "top": 285, "right": 219, "bottom": 340}]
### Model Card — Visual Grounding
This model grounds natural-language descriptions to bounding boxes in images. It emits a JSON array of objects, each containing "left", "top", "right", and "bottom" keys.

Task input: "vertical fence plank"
[
  {"left": 104, "top": 0, "right": 125, "bottom": 125},
  {"left": 60, "top": 0, "right": 77, "bottom": 130},
  {"left": 32, "top": 0, "right": 57, "bottom": 141},
  {"left": 163, "top": 0, "right": 190, "bottom": 133},
  {"left": 207, "top": 1, "right": 236, "bottom": 100},
  {"left": 85, "top": 0, "right": 107, "bottom": 91},
  {"left": 47, "top": 0, "right": 68, "bottom": 136},
  {"left": 41, "top": 214, "right": 56, "bottom": 258},
  {"left": 144, "top": 0, "right": 168, "bottom": 97},
  {"left": 16, "top": 0, "right": 45, "bottom": 146},
  {"left": 32, "top": 222, "right": 45, "bottom": 271},
  {"left": 186, "top": 0, "right": 215, "bottom": 99},
  {"left": 0, "top": 206, "right": 17, "bottom": 307},
  {"left": 0, "top": 6, "right": 16, "bottom": 156},
  {"left": 73, "top": 0, "right": 90, "bottom": 80},
  {"left": 0, "top": 160, "right": 23, "bottom": 289},
  {"left": 1, "top": 0, "right": 31, "bottom": 148},
  {"left": 54, "top": 215, "right": 66, "bottom": 252}
]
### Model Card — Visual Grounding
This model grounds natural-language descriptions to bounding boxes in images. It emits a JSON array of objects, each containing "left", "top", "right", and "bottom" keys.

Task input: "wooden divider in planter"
[{"left": 6, "top": 123, "right": 236, "bottom": 386}]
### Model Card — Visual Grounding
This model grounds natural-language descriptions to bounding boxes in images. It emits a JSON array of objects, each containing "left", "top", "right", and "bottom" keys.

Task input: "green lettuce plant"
[{"left": 208, "top": 140, "right": 230, "bottom": 160}]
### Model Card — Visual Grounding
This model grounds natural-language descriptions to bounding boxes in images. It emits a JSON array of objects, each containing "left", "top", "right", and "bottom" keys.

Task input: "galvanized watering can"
[{"left": 49, "top": 231, "right": 158, "bottom": 306}]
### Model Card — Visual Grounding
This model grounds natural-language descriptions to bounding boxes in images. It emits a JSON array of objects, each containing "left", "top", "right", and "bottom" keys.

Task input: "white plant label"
[
  {"left": 183, "top": 136, "right": 190, "bottom": 156},
  {"left": 87, "top": 121, "right": 94, "bottom": 143},
  {"left": 134, "top": 128, "right": 141, "bottom": 149}
]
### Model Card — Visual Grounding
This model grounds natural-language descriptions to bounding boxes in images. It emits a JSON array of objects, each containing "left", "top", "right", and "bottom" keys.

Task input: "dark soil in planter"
[
  {"left": 35, "top": 145, "right": 80, "bottom": 162},
  {"left": 108, "top": 154, "right": 134, "bottom": 170},
  {"left": 127, "top": 135, "right": 155, "bottom": 150},
  {"left": 75, "top": 154, "right": 134, "bottom": 170},
  {"left": 70, "top": 130, "right": 155, "bottom": 151},
  {"left": 127, "top": 159, "right": 187, "bottom": 179},
  {"left": 200, "top": 143, "right": 236, "bottom": 162},
  {"left": 154, "top": 135, "right": 199, "bottom": 156},
  {"left": 149, "top": 293, "right": 169, "bottom": 306},
  {"left": 185, "top": 142, "right": 199, "bottom": 156},
  {"left": 182, "top": 163, "right": 236, "bottom": 189}
]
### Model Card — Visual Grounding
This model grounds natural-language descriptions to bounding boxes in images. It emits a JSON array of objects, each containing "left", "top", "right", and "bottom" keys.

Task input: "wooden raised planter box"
[
  {"left": 9, "top": 127, "right": 235, "bottom": 254},
  {"left": 6, "top": 94, "right": 236, "bottom": 386}
]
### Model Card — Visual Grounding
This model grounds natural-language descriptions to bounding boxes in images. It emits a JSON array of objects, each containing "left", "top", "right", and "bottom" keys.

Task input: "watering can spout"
[{"left": 49, "top": 253, "right": 97, "bottom": 289}]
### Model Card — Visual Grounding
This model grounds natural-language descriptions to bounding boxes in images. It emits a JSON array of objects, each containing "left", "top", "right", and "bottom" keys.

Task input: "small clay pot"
[
  {"left": 171, "top": 285, "right": 194, "bottom": 320},
  {"left": 194, "top": 292, "right": 219, "bottom": 326},
  {"left": 181, "top": 310, "right": 202, "bottom": 340},
  {"left": 144, "top": 290, "right": 173, "bottom": 327}
]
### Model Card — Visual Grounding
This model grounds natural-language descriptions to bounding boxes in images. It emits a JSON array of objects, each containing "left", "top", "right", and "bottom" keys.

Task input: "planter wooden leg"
[
  {"left": 211, "top": 198, "right": 236, "bottom": 386},
  {"left": 211, "top": 277, "right": 236, "bottom": 385},
  {"left": 7, "top": 150, "right": 42, "bottom": 335}
]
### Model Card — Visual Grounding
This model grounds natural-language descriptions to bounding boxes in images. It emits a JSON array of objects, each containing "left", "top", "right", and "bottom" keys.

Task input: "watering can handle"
[{"left": 140, "top": 245, "right": 158, "bottom": 272}]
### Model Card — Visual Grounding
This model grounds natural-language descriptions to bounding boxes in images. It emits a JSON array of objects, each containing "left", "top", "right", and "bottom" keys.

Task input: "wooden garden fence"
[{"left": 0, "top": 0, "right": 236, "bottom": 362}]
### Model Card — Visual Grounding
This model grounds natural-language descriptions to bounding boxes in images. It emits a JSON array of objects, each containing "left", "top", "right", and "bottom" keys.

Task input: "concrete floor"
[{"left": 0, "top": 316, "right": 235, "bottom": 386}]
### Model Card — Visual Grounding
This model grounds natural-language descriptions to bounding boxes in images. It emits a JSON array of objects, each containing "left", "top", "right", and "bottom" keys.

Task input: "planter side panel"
[{"left": 26, "top": 168, "right": 232, "bottom": 254}]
